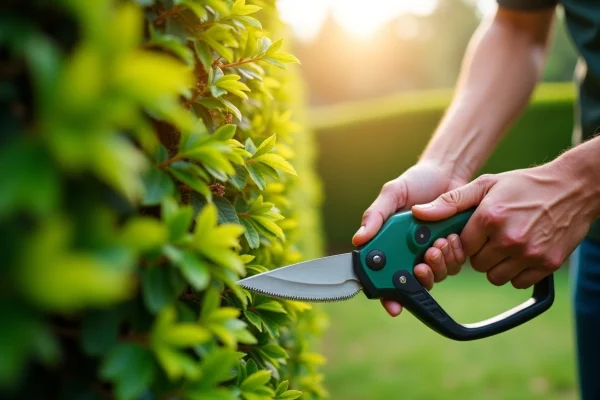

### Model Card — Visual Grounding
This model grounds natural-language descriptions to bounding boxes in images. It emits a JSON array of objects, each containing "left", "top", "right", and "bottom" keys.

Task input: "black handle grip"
[
  {"left": 354, "top": 208, "right": 555, "bottom": 341},
  {"left": 394, "top": 273, "right": 554, "bottom": 341}
]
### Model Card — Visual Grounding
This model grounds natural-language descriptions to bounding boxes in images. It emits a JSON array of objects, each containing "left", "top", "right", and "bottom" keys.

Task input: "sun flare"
[{"left": 277, "top": 0, "right": 497, "bottom": 41}]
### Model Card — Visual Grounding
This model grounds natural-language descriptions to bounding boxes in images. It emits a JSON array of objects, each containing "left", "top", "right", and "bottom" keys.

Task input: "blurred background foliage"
[{"left": 0, "top": 0, "right": 327, "bottom": 399}]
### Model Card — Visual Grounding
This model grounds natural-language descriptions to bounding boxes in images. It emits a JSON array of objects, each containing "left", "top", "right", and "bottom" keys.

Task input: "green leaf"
[
  {"left": 252, "top": 216, "right": 284, "bottom": 240},
  {"left": 164, "top": 204, "right": 194, "bottom": 242},
  {"left": 276, "top": 390, "right": 302, "bottom": 400},
  {"left": 213, "top": 124, "right": 237, "bottom": 140},
  {"left": 240, "top": 218, "right": 259, "bottom": 249},
  {"left": 246, "top": 359, "right": 258, "bottom": 376},
  {"left": 214, "top": 197, "right": 240, "bottom": 224},
  {"left": 141, "top": 267, "right": 186, "bottom": 313},
  {"left": 252, "top": 134, "right": 276, "bottom": 158},
  {"left": 198, "top": 348, "right": 243, "bottom": 387},
  {"left": 165, "top": 247, "right": 210, "bottom": 291},
  {"left": 243, "top": 311, "right": 262, "bottom": 331},
  {"left": 260, "top": 343, "right": 288, "bottom": 359},
  {"left": 200, "top": 286, "right": 222, "bottom": 321},
  {"left": 253, "top": 154, "right": 297, "bottom": 175},
  {"left": 185, "top": 388, "right": 238, "bottom": 400},
  {"left": 142, "top": 167, "right": 175, "bottom": 206},
  {"left": 254, "top": 301, "right": 287, "bottom": 314},
  {"left": 120, "top": 217, "right": 168, "bottom": 252},
  {"left": 194, "top": 41, "right": 214, "bottom": 71},
  {"left": 148, "top": 28, "right": 195, "bottom": 65},
  {"left": 219, "top": 98, "right": 242, "bottom": 121},
  {"left": 230, "top": 164, "right": 248, "bottom": 190},
  {"left": 82, "top": 309, "right": 121, "bottom": 356},
  {"left": 241, "top": 370, "right": 272, "bottom": 391},
  {"left": 246, "top": 164, "right": 266, "bottom": 190},
  {"left": 100, "top": 343, "right": 156, "bottom": 400},
  {"left": 275, "top": 381, "right": 289, "bottom": 396},
  {"left": 168, "top": 162, "right": 212, "bottom": 200}
]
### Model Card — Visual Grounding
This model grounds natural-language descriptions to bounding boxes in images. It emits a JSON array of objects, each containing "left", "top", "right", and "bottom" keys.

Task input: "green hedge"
[
  {"left": 311, "top": 83, "right": 576, "bottom": 249},
  {"left": 0, "top": 1, "right": 327, "bottom": 399}
]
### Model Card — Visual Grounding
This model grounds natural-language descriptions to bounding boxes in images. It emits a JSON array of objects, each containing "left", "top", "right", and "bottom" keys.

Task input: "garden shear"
[{"left": 237, "top": 209, "right": 555, "bottom": 341}]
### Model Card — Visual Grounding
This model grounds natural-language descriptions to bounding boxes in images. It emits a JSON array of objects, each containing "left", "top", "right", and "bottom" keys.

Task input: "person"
[{"left": 351, "top": 1, "right": 600, "bottom": 398}]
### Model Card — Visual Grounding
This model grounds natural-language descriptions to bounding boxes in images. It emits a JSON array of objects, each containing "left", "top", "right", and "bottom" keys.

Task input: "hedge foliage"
[
  {"left": 0, "top": 0, "right": 327, "bottom": 399},
  {"left": 311, "top": 83, "right": 575, "bottom": 249}
]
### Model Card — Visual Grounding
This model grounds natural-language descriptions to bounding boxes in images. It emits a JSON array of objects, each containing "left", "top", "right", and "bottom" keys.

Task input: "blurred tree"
[{"left": 288, "top": 0, "right": 577, "bottom": 106}]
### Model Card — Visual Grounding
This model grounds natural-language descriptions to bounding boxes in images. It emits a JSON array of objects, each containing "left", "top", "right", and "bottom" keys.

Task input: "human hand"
[
  {"left": 412, "top": 162, "right": 598, "bottom": 290},
  {"left": 352, "top": 161, "right": 467, "bottom": 317}
]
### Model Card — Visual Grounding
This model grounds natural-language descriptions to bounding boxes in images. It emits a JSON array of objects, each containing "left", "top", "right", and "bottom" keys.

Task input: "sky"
[{"left": 277, "top": 0, "right": 498, "bottom": 41}]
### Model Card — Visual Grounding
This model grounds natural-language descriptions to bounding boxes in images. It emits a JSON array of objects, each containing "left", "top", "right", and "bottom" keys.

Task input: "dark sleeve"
[{"left": 497, "top": 0, "right": 558, "bottom": 10}]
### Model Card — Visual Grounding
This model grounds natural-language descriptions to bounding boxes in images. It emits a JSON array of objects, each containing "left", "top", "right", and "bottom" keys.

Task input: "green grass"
[{"left": 319, "top": 269, "right": 576, "bottom": 400}]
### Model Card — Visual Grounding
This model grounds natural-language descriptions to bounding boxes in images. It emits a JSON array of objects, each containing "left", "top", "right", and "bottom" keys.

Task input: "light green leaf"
[
  {"left": 251, "top": 215, "right": 284, "bottom": 240},
  {"left": 275, "top": 381, "right": 289, "bottom": 396},
  {"left": 254, "top": 301, "right": 287, "bottom": 314},
  {"left": 194, "top": 41, "right": 214, "bottom": 71},
  {"left": 241, "top": 370, "right": 272, "bottom": 392},
  {"left": 276, "top": 390, "right": 302, "bottom": 400},
  {"left": 219, "top": 98, "right": 242, "bottom": 121},
  {"left": 253, "top": 154, "right": 297, "bottom": 176},
  {"left": 252, "top": 134, "right": 276, "bottom": 158},
  {"left": 120, "top": 217, "right": 168, "bottom": 252},
  {"left": 213, "top": 124, "right": 237, "bottom": 140}
]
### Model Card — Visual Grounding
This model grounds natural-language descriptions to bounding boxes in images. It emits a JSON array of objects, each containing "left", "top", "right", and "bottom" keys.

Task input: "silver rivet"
[
  {"left": 373, "top": 255, "right": 381, "bottom": 264},
  {"left": 420, "top": 234, "right": 424, "bottom": 238},
  {"left": 399, "top": 276, "right": 407, "bottom": 284}
]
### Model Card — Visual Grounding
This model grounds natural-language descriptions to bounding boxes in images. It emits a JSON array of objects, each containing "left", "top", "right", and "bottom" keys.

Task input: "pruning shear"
[{"left": 237, "top": 208, "right": 555, "bottom": 341}]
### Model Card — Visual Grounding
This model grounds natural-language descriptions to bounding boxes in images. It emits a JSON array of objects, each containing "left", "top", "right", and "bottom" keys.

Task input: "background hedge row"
[
  {"left": 311, "top": 83, "right": 575, "bottom": 250},
  {"left": 0, "top": 0, "right": 327, "bottom": 399}
]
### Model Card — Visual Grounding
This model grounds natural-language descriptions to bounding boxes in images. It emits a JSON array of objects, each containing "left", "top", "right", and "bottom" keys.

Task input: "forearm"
[{"left": 420, "top": 7, "right": 555, "bottom": 181}]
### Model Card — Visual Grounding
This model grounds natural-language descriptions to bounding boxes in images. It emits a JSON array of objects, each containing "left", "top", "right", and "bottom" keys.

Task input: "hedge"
[
  {"left": 311, "top": 83, "right": 576, "bottom": 249},
  {"left": 0, "top": 1, "right": 327, "bottom": 399}
]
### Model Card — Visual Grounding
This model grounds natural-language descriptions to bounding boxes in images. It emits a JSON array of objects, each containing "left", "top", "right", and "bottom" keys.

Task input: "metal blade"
[{"left": 237, "top": 253, "right": 362, "bottom": 302}]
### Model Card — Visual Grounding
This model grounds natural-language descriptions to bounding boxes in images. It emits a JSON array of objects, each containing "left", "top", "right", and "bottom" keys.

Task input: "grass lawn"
[{"left": 319, "top": 269, "right": 577, "bottom": 400}]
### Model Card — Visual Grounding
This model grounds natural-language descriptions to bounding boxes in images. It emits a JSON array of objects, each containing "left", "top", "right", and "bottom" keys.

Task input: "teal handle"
[{"left": 352, "top": 208, "right": 554, "bottom": 341}]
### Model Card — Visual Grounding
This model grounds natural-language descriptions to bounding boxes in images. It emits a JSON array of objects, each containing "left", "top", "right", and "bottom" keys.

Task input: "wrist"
[{"left": 548, "top": 144, "right": 600, "bottom": 220}]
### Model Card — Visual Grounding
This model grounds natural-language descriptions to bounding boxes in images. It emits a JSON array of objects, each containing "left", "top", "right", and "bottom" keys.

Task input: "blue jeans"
[{"left": 573, "top": 237, "right": 600, "bottom": 399}]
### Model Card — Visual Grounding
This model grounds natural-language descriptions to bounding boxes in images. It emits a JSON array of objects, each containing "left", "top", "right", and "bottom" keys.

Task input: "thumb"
[
  {"left": 411, "top": 176, "right": 494, "bottom": 221},
  {"left": 353, "top": 179, "right": 407, "bottom": 246}
]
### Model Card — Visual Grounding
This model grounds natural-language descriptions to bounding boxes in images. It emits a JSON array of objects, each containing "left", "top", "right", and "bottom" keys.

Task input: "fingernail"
[
  {"left": 432, "top": 250, "right": 441, "bottom": 262},
  {"left": 355, "top": 226, "right": 365, "bottom": 236},
  {"left": 450, "top": 235, "right": 460, "bottom": 249},
  {"left": 441, "top": 243, "right": 449, "bottom": 255},
  {"left": 414, "top": 203, "right": 433, "bottom": 209}
]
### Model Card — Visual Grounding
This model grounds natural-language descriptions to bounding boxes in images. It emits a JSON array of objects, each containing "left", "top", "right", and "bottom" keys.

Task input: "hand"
[
  {"left": 412, "top": 162, "right": 598, "bottom": 289},
  {"left": 352, "top": 161, "right": 467, "bottom": 317}
]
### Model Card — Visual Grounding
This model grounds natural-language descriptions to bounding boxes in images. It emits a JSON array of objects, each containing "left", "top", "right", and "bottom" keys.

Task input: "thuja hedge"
[{"left": 0, "top": 1, "right": 327, "bottom": 399}]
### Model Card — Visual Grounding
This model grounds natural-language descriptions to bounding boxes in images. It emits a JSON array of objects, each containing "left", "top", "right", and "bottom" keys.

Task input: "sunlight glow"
[{"left": 277, "top": 0, "right": 497, "bottom": 42}]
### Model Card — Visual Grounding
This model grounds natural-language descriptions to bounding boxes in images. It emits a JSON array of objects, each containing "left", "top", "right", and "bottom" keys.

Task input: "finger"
[
  {"left": 411, "top": 176, "right": 496, "bottom": 221},
  {"left": 511, "top": 268, "right": 550, "bottom": 289},
  {"left": 470, "top": 241, "right": 507, "bottom": 273},
  {"left": 448, "top": 233, "right": 466, "bottom": 266},
  {"left": 352, "top": 180, "right": 406, "bottom": 246},
  {"left": 414, "top": 263, "right": 434, "bottom": 290},
  {"left": 424, "top": 247, "right": 447, "bottom": 283},
  {"left": 380, "top": 299, "right": 403, "bottom": 317},
  {"left": 437, "top": 237, "right": 462, "bottom": 275},
  {"left": 486, "top": 258, "right": 524, "bottom": 286},
  {"left": 459, "top": 212, "right": 489, "bottom": 258}
]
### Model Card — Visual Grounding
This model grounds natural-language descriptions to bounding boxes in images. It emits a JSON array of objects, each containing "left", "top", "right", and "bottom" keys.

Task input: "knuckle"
[
  {"left": 487, "top": 271, "right": 505, "bottom": 287},
  {"left": 471, "top": 259, "right": 486, "bottom": 273},
  {"left": 476, "top": 174, "right": 496, "bottom": 191},
  {"left": 479, "top": 204, "right": 507, "bottom": 228},
  {"left": 439, "top": 190, "right": 461, "bottom": 207},
  {"left": 501, "top": 229, "right": 528, "bottom": 249},
  {"left": 542, "top": 253, "right": 563, "bottom": 271},
  {"left": 380, "top": 180, "right": 398, "bottom": 195}
]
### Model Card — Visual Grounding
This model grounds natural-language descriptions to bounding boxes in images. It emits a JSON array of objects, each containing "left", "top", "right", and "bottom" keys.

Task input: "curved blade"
[{"left": 237, "top": 253, "right": 362, "bottom": 302}]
